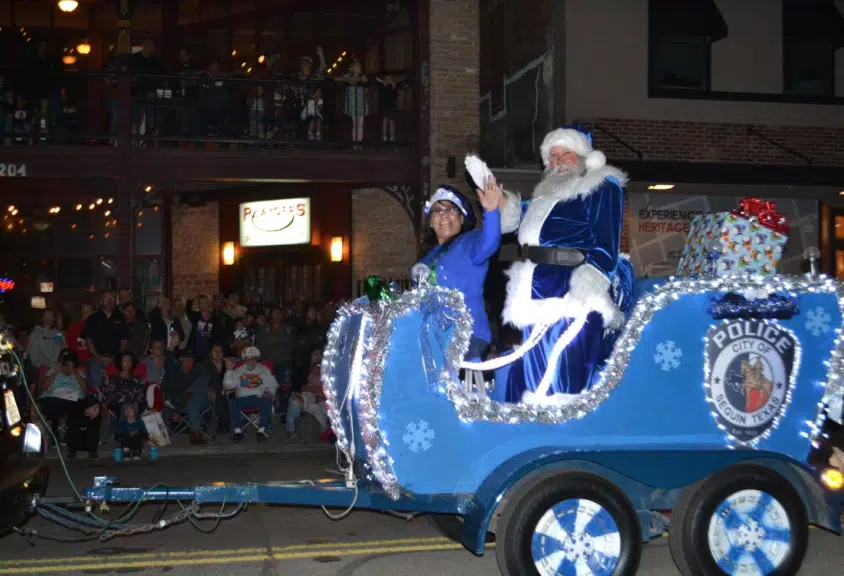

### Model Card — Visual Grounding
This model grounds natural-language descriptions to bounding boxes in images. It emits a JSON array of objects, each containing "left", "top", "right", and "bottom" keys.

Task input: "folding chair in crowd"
[
  {"left": 233, "top": 361, "right": 276, "bottom": 434},
  {"left": 166, "top": 401, "right": 216, "bottom": 442}
]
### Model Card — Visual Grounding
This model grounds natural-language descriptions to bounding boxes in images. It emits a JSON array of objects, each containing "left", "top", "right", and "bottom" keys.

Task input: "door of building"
[{"left": 237, "top": 248, "right": 328, "bottom": 307}]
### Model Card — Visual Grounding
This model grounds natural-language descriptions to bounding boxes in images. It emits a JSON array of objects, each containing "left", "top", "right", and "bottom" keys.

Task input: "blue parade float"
[{"left": 78, "top": 268, "right": 844, "bottom": 576}]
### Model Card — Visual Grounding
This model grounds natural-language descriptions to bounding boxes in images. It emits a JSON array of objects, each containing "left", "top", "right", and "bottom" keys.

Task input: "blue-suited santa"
[{"left": 465, "top": 127, "right": 634, "bottom": 403}]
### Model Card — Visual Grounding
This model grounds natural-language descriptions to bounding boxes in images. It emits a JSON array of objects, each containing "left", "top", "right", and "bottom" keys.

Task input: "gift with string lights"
[{"left": 677, "top": 197, "right": 789, "bottom": 277}]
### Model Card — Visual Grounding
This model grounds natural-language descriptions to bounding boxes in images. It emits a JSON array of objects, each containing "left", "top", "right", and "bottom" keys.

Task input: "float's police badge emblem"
[{"left": 705, "top": 320, "right": 797, "bottom": 445}]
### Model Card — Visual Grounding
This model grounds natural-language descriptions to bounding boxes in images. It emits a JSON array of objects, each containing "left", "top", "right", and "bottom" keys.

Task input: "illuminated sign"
[
  {"left": 239, "top": 198, "right": 311, "bottom": 247},
  {"left": 40, "top": 282, "right": 54, "bottom": 293},
  {"left": 0, "top": 278, "right": 14, "bottom": 293},
  {"left": 31, "top": 296, "right": 46, "bottom": 309}
]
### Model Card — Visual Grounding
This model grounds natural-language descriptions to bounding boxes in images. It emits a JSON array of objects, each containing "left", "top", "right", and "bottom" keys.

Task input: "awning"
[
  {"left": 649, "top": 0, "right": 728, "bottom": 42},
  {"left": 783, "top": 0, "right": 844, "bottom": 48}
]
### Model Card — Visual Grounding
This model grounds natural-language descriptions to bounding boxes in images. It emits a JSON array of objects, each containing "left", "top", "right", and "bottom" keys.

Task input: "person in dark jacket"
[
  {"left": 65, "top": 394, "right": 102, "bottom": 459},
  {"left": 161, "top": 347, "right": 212, "bottom": 446},
  {"left": 185, "top": 295, "right": 226, "bottom": 360}
]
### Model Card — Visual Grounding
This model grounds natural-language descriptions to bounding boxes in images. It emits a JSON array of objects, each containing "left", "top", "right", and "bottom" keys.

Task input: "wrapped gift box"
[{"left": 677, "top": 210, "right": 788, "bottom": 277}]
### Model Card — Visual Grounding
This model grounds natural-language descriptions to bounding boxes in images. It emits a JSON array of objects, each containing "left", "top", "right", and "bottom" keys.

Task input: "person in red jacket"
[{"left": 66, "top": 304, "right": 93, "bottom": 364}]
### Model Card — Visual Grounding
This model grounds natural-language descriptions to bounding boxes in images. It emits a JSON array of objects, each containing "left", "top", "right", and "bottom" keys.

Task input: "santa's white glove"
[
  {"left": 465, "top": 154, "right": 493, "bottom": 190},
  {"left": 563, "top": 264, "right": 621, "bottom": 329}
]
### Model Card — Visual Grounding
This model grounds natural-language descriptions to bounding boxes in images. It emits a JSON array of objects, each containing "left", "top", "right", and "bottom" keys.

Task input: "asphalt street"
[{"left": 0, "top": 449, "right": 842, "bottom": 575}]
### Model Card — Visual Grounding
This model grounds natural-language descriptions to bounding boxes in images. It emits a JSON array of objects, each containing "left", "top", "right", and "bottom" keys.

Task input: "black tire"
[
  {"left": 668, "top": 463, "right": 809, "bottom": 576},
  {"left": 495, "top": 471, "right": 642, "bottom": 576}
]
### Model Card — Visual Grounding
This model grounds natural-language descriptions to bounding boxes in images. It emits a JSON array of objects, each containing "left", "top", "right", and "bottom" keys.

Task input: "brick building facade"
[{"left": 171, "top": 203, "right": 221, "bottom": 298}]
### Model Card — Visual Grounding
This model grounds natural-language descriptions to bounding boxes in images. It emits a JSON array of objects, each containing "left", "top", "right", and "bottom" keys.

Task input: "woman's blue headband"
[{"left": 424, "top": 187, "right": 469, "bottom": 216}]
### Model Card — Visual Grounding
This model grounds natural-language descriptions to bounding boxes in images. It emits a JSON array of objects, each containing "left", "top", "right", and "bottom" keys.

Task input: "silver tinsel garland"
[{"left": 322, "top": 288, "right": 472, "bottom": 500}]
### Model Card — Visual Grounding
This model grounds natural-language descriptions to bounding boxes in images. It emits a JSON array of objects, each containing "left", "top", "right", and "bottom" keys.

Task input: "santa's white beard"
[{"left": 534, "top": 159, "right": 585, "bottom": 198}]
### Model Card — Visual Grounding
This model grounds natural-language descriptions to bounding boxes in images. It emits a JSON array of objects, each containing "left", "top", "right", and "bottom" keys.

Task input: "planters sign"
[{"left": 239, "top": 198, "right": 311, "bottom": 247}]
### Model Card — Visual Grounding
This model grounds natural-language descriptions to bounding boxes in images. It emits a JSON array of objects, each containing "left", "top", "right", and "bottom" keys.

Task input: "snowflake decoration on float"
[
  {"left": 806, "top": 306, "right": 832, "bottom": 337},
  {"left": 654, "top": 341, "right": 682, "bottom": 371},
  {"left": 402, "top": 420, "right": 435, "bottom": 453}
]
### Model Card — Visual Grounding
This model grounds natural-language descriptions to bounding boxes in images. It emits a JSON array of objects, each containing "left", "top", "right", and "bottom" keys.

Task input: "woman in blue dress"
[{"left": 414, "top": 177, "right": 502, "bottom": 360}]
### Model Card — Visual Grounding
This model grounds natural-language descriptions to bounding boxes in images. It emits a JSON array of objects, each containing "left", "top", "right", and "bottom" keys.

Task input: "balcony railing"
[{"left": 0, "top": 71, "right": 416, "bottom": 149}]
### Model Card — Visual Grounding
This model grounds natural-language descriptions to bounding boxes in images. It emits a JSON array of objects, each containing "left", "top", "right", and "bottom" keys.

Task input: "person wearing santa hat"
[
  {"left": 465, "top": 126, "right": 634, "bottom": 401},
  {"left": 414, "top": 178, "right": 502, "bottom": 361}
]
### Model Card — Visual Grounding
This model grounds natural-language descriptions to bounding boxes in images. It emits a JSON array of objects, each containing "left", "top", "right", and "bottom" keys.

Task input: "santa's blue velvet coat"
[
  {"left": 415, "top": 209, "right": 501, "bottom": 345},
  {"left": 498, "top": 167, "right": 633, "bottom": 398}
]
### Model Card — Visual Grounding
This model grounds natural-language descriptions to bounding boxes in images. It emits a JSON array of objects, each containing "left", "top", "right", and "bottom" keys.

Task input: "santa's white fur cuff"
[{"left": 500, "top": 190, "right": 522, "bottom": 234}]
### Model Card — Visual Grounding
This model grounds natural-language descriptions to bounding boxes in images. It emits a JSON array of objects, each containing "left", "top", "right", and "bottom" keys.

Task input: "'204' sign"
[{"left": 0, "top": 164, "right": 27, "bottom": 177}]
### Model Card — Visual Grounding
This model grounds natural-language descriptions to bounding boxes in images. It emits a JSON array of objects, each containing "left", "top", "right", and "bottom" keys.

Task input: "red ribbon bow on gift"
[{"left": 731, "top": 197, "right": 790, "bottom": 234}]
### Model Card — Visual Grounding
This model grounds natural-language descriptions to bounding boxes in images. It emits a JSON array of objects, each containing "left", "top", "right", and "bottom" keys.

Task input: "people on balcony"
[
  {"left": 130, "top": 40, "right": 165, "bottom": 139},
  {"left": 340, "top": 60, "right": 369, "bottom": 146},
  {"left": 28, "top": 41, "right": 66, "bottom": 143},
  {"left": 1, "top": 36, "right": 413, "bottom": 147}
]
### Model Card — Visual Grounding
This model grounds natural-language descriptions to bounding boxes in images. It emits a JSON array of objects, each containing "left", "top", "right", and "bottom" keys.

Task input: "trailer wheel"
[
  {"left": 495, "top": 472, "right": 641, "bottom": 576},
  {"left": 668, "top": 464, "right": 808, "bottom": 576}
]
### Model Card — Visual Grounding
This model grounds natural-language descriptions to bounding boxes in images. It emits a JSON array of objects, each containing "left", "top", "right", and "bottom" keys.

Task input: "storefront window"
[
  {"left": 135, "top": 257, "right": 162, "bottom": 314},
  {"left": 97, "top": 256, "right": 118, "bottom": 292},
  {"left": 135, "top": 207, "right": 162, "bottom": 255}
]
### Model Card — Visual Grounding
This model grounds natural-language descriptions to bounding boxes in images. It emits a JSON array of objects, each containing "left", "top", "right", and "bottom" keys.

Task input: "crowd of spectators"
[
  {"left": 2, "top": 38, "right": 410, "bottom": 147},
  {"left": 6, "top": 288, "right": 337, "bottom": 458}
]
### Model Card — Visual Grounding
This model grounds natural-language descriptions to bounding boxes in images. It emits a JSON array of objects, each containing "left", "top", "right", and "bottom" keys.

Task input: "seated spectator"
[
  {"left": 29, "top": 309, "right": 66, "bottom": 374},
  {"left": 223, "top": 346, "right": 278, "bottom": 443},
  {"left": 286, "top": 348, "right": 328, "bottom": 439},
  {"left": 162, "top": 342, "right": 213, "bottom": 446},
  {"left": 39, "top": 348, "right": 86, "bottom": 443},
  {"left": 206, "top": 343, "right": 230, "bottom": 434},
  {"left": 115, "top": 402, "right": 148, "bottom": 460},
  {"left": 102, "top": 350, "right": 145, "bottom": 428},
  {"left": 66, "top": 394, "right": 101, "bottom": 459}
]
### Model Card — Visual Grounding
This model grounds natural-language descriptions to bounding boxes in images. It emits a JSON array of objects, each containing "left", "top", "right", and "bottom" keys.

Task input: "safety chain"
[{"left": 98, "top": 503, "right": 200, "bottom": 541}]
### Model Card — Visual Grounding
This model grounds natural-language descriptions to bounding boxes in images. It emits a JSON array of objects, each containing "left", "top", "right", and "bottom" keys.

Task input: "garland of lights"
[
  {"left": 702, "top": 319, "right": 801, "bottom": 448},
  {"left": 323, "top": 274, "right": 844, "bottom": 497},
  {"left": 322, "top": 299, "right": 371, "bottom": 458}
]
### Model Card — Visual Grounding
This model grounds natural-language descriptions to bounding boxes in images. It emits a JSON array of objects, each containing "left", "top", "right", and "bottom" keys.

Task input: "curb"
[{"left": 46, "top": 442, "right": 336, "bottom": 460}]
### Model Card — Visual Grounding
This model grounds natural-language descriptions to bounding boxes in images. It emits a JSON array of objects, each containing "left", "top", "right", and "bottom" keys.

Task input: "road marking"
[
  {"left": 0, "top": 537, "right": 454, "bottom": 567},
  {"left": 0, "top": 541, "right": 495, "bottom": 574}
]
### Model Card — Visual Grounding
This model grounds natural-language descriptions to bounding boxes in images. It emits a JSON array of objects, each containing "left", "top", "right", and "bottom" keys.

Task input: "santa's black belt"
[{"left": 519, "top": 246, "right": 585, "bottom": 266}]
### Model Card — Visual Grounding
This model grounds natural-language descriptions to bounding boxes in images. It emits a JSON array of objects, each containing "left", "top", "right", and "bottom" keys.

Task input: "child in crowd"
[
  {"left": 115, "top": 402, "right": 148, "bottom": 460},
  {"left": 66, "top": 394, "right": 101, "bottom": 459},
  {"left": 286, "top": 347, "right": 328, "bottom": 439},
  {"left": 230, "top": 319, "right": 253, "bottom": 358},
  {"left": 341, "top": 60, "right": 368, "bottom": 145}
]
